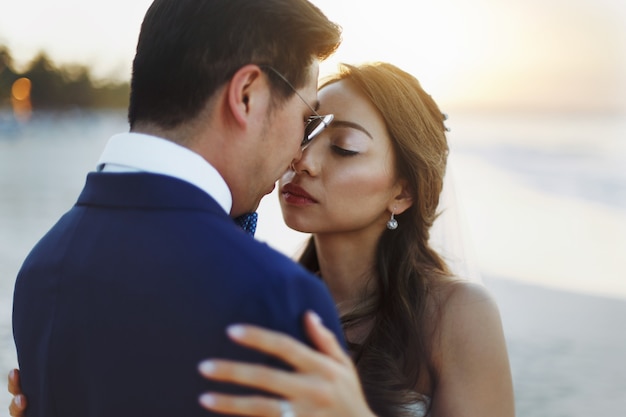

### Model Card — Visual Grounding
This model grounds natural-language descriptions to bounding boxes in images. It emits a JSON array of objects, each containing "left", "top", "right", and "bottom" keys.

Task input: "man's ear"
[
  {"left": 226, "top": 64, "right": 266, "bottom": 127},
  {"left": 389, "top": 178, "right": 413, "bottom": 215}
]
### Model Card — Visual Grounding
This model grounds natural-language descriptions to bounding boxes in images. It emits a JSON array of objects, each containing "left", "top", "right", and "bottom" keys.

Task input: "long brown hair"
[{"left": 299, "top": 62, "right": 450, "bottom": 416}]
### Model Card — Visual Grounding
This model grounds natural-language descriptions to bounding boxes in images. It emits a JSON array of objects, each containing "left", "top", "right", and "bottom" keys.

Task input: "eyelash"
[{"left": 331, "top": 145, "right": 358, "bottom": 157}]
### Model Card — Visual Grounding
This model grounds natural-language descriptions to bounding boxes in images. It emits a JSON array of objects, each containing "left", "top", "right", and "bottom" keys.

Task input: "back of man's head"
[{"left": 128, "top": 0, "right": 341, "bottom": 131}]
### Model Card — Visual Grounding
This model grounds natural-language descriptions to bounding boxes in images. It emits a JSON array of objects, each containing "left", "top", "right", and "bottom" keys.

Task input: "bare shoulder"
[
  {"left": 429, "top": 280, "right": 515, "bottom": 416},
  {"left": 438, "top": 280, "right": 502, "bottom": 333},
  {"left": 440, "top": 279, "right": 496, "bottom": 305},
  {"left": 429, "top": 279, "right": 508, "bottom": 370}
]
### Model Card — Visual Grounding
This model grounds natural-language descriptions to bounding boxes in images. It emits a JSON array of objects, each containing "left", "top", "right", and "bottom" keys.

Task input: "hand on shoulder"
[{"left": 198, "top": 311, "right": 376, "bottom": 417}]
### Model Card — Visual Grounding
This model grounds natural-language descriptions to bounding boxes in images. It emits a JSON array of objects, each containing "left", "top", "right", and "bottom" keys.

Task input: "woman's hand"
[
  {"left": 7, "top": 369, "right": 27, "bottom": 417},
  {"left": 197, "top": 311, "right": 376, "bottom": 417}
]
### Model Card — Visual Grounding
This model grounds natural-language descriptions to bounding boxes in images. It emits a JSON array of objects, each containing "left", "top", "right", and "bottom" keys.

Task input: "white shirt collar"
[{"left": 96, "top": 132, "right": 232, "bottom": 214}]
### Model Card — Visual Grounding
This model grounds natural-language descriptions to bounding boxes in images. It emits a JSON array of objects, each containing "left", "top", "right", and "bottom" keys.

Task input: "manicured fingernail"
[
  {"left": 198, "top": 360, "right": 216, "bottom": 375},
  {"left": 9, "top": 369, "right": 15, "bottom": 379},
  {"left": 308, "top": 311, "right": 322, "bottom": 324},
  {"left": 227, "top": 324, "right": 246, "bottom": 339},
  {"left": 199, "top": 393, "right": 216, "bottom": 408},
  {"left": 15, "top": 395, "right": 23, "bottom": 408}
]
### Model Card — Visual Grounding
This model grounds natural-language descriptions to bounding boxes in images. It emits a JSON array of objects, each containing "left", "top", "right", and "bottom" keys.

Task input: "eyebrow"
[{"left": 330, "top": 120, "right": 373, "bottom": 139}]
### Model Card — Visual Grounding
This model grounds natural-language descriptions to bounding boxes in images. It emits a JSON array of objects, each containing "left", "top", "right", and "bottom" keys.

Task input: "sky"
[{"left": 1, "top": 0, "right": 625, "bottom": 112}]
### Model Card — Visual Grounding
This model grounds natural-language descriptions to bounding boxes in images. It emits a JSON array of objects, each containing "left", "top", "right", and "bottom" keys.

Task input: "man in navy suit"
[{"left": 12, "top": 1, "right": 343, "bottom": 416}]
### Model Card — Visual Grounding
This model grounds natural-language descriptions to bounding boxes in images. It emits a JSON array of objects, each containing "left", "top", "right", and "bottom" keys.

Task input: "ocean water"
[
  {"left": 1, "top": 109, "right": 625, "bottom": 414},
  {"left": 448, "top": 110, "right": 626, "bottom": 299}
]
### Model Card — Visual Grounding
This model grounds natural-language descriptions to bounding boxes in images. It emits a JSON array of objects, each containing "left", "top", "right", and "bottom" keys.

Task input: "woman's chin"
[{"left": 283, "top": 217, "right": 314, "bottom": 234}]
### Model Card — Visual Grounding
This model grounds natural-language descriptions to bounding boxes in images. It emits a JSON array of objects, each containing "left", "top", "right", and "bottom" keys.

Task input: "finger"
[
  {"left": 198, "top": 392, "right": 287, "bottom": 417},
  {"left": 198, "top": 359, "right": 311, "bottom": 398},
  {"left": 9, "top": 394, "right": 26, "bottom": 417},
  {"left": 304, "top": 311, "right": 353, "bottom": 367},
  {"left": 8, "top": 369, "right": 21, "bottom": 396},
  {"left": 225, "top": 324, "right": 331, "bottom": 373}
]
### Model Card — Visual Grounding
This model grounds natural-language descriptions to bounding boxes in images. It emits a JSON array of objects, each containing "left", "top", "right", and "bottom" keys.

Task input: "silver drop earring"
[{"left": 386, "top": 208, "right": 398, "bottom": 230}]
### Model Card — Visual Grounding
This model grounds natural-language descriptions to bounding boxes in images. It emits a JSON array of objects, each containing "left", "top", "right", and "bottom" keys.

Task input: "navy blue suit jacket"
[{"left": 13, "top": 172, "right": 344, "bottom": 416}]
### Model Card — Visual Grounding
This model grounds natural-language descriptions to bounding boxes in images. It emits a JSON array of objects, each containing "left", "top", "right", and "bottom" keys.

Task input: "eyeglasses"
[{"left": 260, "top": 65, "right": 334, "bottom": 149}]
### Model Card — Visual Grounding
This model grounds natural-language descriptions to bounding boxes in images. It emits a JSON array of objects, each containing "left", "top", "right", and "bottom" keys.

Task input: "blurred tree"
[
  {"left": 24, "top": 52, "right": 71, "bottom": 108},
  {"left": 0, "top": 46, "right": 19, "bottom": 107},
  {"left": 0, "top": 45, "right": 129, "bottom": 110}
]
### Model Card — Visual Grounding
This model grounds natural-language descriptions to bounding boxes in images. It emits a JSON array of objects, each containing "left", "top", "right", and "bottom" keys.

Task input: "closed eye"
[{"left": 331, "top": 145, "right": 359, "bottom": 156}]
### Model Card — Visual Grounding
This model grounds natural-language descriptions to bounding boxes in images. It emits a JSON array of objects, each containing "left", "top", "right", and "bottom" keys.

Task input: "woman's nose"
[{"left": 290, "top": 141, "right": 320, "bottom": 176}]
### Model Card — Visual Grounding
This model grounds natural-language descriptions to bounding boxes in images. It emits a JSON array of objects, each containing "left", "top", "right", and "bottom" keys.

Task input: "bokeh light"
[{"left": 11, "top": 77, "right": 33, "bottom": 122}]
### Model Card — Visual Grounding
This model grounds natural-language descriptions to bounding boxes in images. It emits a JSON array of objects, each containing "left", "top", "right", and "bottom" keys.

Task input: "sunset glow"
[{"left": 1, "top": 0, "right": 625, "bottom": 111}]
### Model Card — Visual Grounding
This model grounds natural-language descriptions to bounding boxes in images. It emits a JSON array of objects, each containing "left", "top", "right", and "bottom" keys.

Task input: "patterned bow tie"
[{"left": 234, "top": 212, "right": 258, "bottom": 236}]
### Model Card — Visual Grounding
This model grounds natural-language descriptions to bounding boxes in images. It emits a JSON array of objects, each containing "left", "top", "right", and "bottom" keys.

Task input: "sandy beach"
[{"left": 484, "top": 276, "right": 626, "bottom": 416}]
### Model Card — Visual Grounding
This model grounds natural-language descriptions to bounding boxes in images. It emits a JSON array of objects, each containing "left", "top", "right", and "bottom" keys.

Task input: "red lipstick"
[{"left": 281, "top": 183, "right": 317, "bottom": 205}]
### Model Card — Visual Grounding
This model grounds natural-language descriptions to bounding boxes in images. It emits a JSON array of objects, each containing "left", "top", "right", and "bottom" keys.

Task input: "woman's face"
[{"left": 278, "top": 79, "right": 404, "bottom": 235}]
